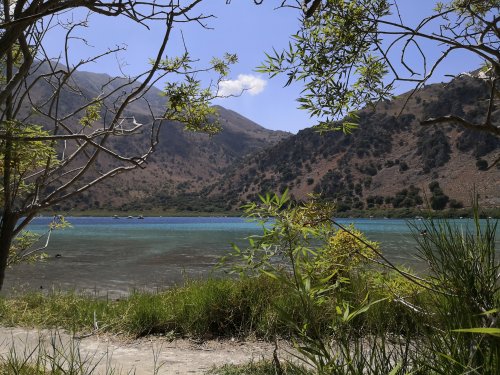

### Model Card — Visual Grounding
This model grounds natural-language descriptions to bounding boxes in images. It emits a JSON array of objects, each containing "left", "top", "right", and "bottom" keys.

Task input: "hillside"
[
  {"left": 20, "top": 66, "right": 289, "bottom": 211},
  {"left": 207, "top": 74, "right": 499, "bottom": 212}
]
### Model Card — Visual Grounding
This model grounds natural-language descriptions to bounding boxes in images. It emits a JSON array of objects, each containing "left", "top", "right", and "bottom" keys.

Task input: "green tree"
[
  {"left": 0, "top": 0, "right": 270, "bottom": 290},
  {"left": 259, "top": 0, "right": 499, "bottom": 138},
  {"left": 429, "top": 181, "right": 450, "bottom": 210}
]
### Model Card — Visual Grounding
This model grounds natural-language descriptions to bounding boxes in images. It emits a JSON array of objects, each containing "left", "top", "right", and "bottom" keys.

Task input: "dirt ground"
[{"left": 0, "top": 327, "right": 286, "bottom": 374}]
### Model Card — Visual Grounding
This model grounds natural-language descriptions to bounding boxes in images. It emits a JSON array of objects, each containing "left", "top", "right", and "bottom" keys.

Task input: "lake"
[{"left": 2, "top": 216, "right": 498, "bottom": 296}]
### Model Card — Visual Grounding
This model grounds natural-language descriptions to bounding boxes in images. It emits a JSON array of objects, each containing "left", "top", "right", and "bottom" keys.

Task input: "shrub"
[
  {"left": 431, "top": 193, "right": 449, "bottom": 210},
  {"left": 476, "top": 158, "right": 488, "bottom": 170},
  {"left": 313, "top": 225, "right": 379, "bottom": 281}
]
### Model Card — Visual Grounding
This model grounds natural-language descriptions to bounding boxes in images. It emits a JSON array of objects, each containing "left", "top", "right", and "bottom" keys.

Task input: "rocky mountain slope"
[
  {"left": 27, "top": 66, "right": 498, "bottom": 213},
  {"left": 21, "top": 65, "right": 289, "bottom": 211},
  {"left": 207, "top": 74, "right": 499, "bottom": 212}
]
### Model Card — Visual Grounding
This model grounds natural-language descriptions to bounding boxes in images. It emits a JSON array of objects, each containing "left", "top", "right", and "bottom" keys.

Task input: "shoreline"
[{"left": 39, "top": 207, "right": 500, "bottom": 219}]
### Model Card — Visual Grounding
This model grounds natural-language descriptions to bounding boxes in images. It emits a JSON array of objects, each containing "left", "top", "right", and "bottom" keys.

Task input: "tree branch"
[{"left": 421, "top": 115, "right": 500, "bottom": 136}]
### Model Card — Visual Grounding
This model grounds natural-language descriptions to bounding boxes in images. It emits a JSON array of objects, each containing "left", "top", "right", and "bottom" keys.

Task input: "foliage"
[
  {"left": 7, "top": 216, "right": 70, "bottom": 266},
  {"left": 7, "top": 231, "right": 48, "bottom": 266},
  {"left": 429, "top": 181, "right": 450, "bottom": 210},
  {"left": 224, "top": 192, "right": 408, "bottom": 373},
  {"left": 476, "top": 158, "right": 489, "bottom": 170},
  {"left": 313, "top": 225, "right": 378, "bottom": 280},
  {"left": 413, "top": 214, "right": 499, "bottom": 321},
  {"left": 0, "top": 120, "right": 58, "bottom": 206},
  {"left": 388, "top": 185, "right": 423, "bottom": 208},
  {"left": 224, "top": 192, "right": 500, "bottom": 374},
  {"left": 258, "top": 0, "right": 392, "bottom": 132},
  {"left": 416, "top": 129, "right": 451, "bottom": 173},
  {"left": 0, "top": 276, "right": 309, "bottom": 339},
  {"left": 78, "top": 100, "right": 102, "bottom": 128},
  {"left": 259, "top": 0, "right": 499, "bottom": 136},
  {"left": 162, "top": 52, "right": 238, "bottom": 135},
  {"left": 408, "top": 207, "right": 500, "bottom": 374},
  {"left": 457, "top": 128, "right": 500, "bottom": 158},
  {"left": 209, "top": 360, "right": 307, "bottom": 375}
]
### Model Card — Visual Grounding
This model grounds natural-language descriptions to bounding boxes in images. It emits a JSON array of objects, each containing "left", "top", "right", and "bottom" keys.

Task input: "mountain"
[
  {"left": 207, "top": 74, "right": 499, "bottom": 212},
  {"left": 24, "top": 65, "right": 498, "bottom": 213},
  {"left": 19, "top": 65, "right": 289, "bottom": 212}
]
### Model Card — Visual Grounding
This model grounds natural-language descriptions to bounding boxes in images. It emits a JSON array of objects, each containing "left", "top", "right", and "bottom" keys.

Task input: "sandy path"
[{"left": 0, "top": 327, "right": 284, "bottom": 374}]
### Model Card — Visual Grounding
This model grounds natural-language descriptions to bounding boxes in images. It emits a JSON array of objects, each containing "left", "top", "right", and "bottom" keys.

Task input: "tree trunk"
[
  {"left": 0, "top": 212, "right": 17, "bottom": 291},
  {"left": 0, "top": 0, "right": 15, "bottom": 292}
]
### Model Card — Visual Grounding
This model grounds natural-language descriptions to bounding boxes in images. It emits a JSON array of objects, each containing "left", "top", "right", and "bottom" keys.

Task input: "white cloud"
[{"left": 218, "top": 74, "right": 267, "bottom": 97}]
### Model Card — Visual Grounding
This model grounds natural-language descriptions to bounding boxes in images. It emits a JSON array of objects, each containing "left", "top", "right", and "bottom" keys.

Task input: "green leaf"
[
  {"left": 388, "top": 362, "right": 402, "bottom": 375},
  {"left": 261, "top": 270, "right": 279, "bottom": 280},
  {"left": 453, "top": 327, "right": 500, "bottom": 336}
]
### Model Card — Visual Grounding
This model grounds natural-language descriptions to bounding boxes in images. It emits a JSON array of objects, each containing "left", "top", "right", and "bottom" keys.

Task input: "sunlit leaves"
[
  {"left": 7, "top": 231, "right": 47, "bottom": 266},
  {"left": 0, "top": 121, "right": 58, "bottom": 203},
  {"left": 0, "top": 121, "right": 57, "bottom": 170},
  {"left": 79, "top": 100, "right": 102, "bottom": 128},
  {"left": 258, "top": 0, "right": 391, "bottom": 131},
  {"left": 313, "top": 224, "right": 379, "bottom": 279},
  {"left": 159, "top": 52, "right": 238, "bottom": 135},
  {"left": 259, "top": 0, "right": 498, "bottom": 133},
  {"left": 7, "top": 215, "right": 70, "bottom": 266},
  {"left": 211, "top": 53, "right": 238, "bottom": 77},
  {"left": 164, "top": 78, "right": 221, "bottom": 135},
  {"left": 449, "top": 0, "right": 500, "bottom": 14}
]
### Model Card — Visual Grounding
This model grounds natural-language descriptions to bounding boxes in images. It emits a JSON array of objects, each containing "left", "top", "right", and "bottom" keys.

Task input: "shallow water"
[{"left": 3, "top": 216, "right": 498, "bottom": 295}]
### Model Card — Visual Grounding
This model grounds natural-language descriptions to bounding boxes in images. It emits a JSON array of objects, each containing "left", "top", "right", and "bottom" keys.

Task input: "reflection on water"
[{"left": 3, "top": 216, "right": 498, "bottom": 295}]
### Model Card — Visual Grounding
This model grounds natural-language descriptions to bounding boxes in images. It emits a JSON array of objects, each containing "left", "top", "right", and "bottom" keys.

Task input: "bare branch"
[{"left": 421, "top": 115, "right": 500, "bottom": 136}]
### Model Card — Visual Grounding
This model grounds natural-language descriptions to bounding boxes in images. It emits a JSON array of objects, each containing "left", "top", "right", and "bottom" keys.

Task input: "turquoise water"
[{"left": 2, "top": 216, "right": 497, "bottom": 295}]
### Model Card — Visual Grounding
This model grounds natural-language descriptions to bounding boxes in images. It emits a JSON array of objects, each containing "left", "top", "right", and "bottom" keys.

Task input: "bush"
[
  {"left": 476, "top": 158, "right": 488, "bottom": 170},
  {"left": 417, "top": 130, "right": 451, "bottom": 173},
  {"left": 398, "top": 161, "right": 409, "bottom": 172},
  {"left": 429, "top": 181, "right": 449, "bottom": 210},
  {"left": 313, "top": 225, "right": 379, "bottom": 281},
  {"left": 431, "top": 193, "right": 449, "bottom": 210},
  {"left": 448, "top": 199, "right": 464, "bottom": 209}
]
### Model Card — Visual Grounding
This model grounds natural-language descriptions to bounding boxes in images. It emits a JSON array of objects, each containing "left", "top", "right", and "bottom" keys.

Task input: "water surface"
[{"left": 3, "top": 216, "right": 497, "bottom": 295}]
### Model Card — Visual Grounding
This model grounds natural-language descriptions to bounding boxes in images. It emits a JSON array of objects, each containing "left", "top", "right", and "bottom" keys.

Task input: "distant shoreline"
[{"left": 40, "top": 207, "right": 500, "bottom": 219}]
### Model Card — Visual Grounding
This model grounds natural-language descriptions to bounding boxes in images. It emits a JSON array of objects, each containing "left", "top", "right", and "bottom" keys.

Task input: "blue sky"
[{"left": 43, "top": 1, "right": 484, "bottom": 133}]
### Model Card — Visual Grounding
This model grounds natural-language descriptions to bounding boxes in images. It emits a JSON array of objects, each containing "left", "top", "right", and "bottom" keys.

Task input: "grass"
[
  {"left": 0, "top": 274, "right": 431, "bottom": 340},
  {"left": 0, "top": 276, "right": 311, "bottom": 339},
  {"left": 208, "top": 360, "right": 308, "bottom": 375},
  {"left": 0, "top": 270, "right": 496, "bottom": 374},
  {"left": 2, "top": 207, "right": 498, "bottom": 374}
]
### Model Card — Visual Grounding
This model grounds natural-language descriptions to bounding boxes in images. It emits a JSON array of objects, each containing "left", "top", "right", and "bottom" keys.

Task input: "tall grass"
[
  {"left": 0, "top": 276, "right": 317, "bottom": 339},
  {"left": 409, "top": 213, "right": 500, "bottom": 374},
  {"left": 208, "top": 360, "right": 307, "bottom": 375}
]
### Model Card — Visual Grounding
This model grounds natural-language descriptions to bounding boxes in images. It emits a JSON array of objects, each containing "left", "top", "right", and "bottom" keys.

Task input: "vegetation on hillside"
[{"left": 208, "top": 74, "right": 498, "bottom": 213}]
